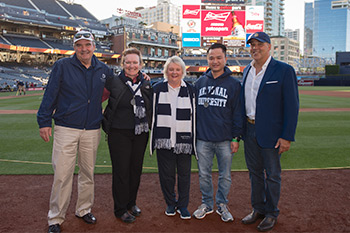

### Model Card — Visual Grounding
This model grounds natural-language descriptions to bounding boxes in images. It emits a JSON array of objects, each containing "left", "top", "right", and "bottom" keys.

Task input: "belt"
[{"left": 247, "top": 118, "right": 255, "bottom": 124}]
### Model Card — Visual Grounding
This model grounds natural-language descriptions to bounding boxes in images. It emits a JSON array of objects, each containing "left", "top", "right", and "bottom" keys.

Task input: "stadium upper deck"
[{"left": 0, "top": 0, "right": 118, "bottom": 65}]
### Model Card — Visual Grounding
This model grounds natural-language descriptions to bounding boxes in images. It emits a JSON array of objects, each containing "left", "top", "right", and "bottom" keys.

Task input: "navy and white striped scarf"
[
  {"left": 151, "top": 81, "right": 195, "bottom": 155},
  {"left": 121, "top": 72, "right": 149, "bottom": 135}
]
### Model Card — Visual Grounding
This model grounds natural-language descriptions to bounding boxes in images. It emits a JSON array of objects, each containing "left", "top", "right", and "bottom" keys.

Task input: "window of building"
[
  {"left": 143, "top": 47, "right": 148, "bottom": 56},
  {"left": 157, "top": 48, "right": 162, "bottom": 57}
]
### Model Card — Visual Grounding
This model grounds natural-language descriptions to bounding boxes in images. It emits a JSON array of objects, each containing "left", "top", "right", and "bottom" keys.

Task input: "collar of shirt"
[{"left": 250, "top": 55, "right": 272, "bottom": 75}]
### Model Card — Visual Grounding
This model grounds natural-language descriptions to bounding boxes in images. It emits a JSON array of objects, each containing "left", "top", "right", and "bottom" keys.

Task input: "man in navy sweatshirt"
[{"left": 193, "top": 43, "right": 243, "bottom": 222}]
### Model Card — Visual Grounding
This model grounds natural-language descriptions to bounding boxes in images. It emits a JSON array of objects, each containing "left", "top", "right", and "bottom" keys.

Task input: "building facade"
[
  {"left": 304, "top": 2, "right": 314, "bottom": 57},
  {"left": 285, "top": 29, "right": 300, "bottom": 41},
  {"left": 305, "top": 0, "right": 350, "bottom": 60},
  {"left": 136, "top": 0, "right": 181, "bottom": 26},
  {"left": 246, "top": 0, "right": 285, "bottom": 36},
  {"left": 110, "top": 25, "right": 178, "bottom": 69},
  {"left": 271, "top": 36, "right": 300, "bottom": 71}
]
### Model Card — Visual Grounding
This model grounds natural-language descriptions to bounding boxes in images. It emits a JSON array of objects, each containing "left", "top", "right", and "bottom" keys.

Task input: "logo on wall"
[
  {"left": 184, "top": 9, "right": 200, "bottom": 16},
  {"left": 204, "top": 12, "right": 230, "bottom": 22},
  {"left": 187, "top": 20, "right": 196, "bottom": 28}
]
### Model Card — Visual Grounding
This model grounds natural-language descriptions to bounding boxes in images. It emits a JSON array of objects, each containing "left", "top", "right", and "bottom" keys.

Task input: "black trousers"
[
  {"left": 108, "top": 128, "right": 149, "bottom": 217},
  {"left": 156, "top": 149, "right": 192, "bottom": 209}
]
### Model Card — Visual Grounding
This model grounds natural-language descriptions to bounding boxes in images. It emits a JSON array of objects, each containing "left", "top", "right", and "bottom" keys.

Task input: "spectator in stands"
[
  {"left": 150, "top": 56, "right": 196, "bottom": 220},
  {"left": 241, "top": 32, "right": 299, "bottom": 232},
  {"left": 37, "top": 30, "right": 113, "bottom": 233},
  {"left": 192, "top": 43, "right": 243, "bottom": 222},
  {"left": 16, "top": 80, "right": 25, "bottom": 95},
  {"left": 102, "top": 48, "right": 152, "bottom": 224}
]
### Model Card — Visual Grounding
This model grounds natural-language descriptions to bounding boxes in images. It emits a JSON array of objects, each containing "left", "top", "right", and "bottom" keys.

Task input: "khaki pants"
[{"left": 48, "top": 125, "right": 101, "bottom": 225}]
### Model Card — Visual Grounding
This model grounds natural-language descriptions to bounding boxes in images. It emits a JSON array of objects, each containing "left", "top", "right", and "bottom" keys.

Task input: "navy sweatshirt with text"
[{"left": 195, "top": 66, "right": 243, "bottom": 142}]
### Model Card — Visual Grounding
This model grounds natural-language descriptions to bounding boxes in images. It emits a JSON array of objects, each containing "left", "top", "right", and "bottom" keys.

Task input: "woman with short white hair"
[{"left": 150, "top": 56, "right": 196, "bottom": 220}]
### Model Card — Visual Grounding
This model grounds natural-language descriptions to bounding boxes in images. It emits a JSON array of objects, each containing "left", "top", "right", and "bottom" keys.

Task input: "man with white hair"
[{"left": 37, "top": 30, "right": 113, "bottom": 233}]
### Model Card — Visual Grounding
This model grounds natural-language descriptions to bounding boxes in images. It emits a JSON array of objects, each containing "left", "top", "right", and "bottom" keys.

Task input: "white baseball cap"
[{"left": 73, "top": 31, "right": 94, "bottom": 43}]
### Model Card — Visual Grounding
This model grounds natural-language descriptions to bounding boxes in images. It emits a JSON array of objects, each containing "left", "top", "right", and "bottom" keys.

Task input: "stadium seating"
[{"left": 3, "top": 35, "right": 50, "bottom": 49}]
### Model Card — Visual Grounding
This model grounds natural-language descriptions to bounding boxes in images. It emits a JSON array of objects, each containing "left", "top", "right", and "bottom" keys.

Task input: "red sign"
[
  {"left": 201, "top": 10, "right": 231, "bottom": 36},
  {"left": 245, "top": 20, "right": 264, "bottom": 33},
  {"left": 298, "top": 79, "right": 314, "bottom": 86},
  {"left": 183, "top": 5, "right": 201, "bottom": 19}
]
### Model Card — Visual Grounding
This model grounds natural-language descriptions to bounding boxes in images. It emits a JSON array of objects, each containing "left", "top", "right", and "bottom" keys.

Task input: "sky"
[{"left": 74, "top": 0, "right": 312, "bottom": 47}]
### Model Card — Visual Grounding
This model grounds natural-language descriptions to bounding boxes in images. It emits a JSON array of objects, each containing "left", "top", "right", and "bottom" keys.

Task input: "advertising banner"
[
  {"left": 201, "top": 0, "right": 245, "bottom": 3},
  {"left": 201, "top": 10, "right": 231, "bottom": 36},
  {"left": 201, "top": 10, "right": 245, "bottom": 38},
  {"left": 246, "top": 6, "right": 264, "bottom": 20},
  {"left": 182, "top": 5, "right": 201, "bottom": 19},
  {"left": 201, "top": 36, "right": 223, "bottom": 47},
  {"left": 182, "top": 5, "right": 201, "bottom": 47},
  {"left": 182, "top": 33, "right": 201, "bottom": 47},
  {"left": 182, "top": 4, "right": 264, "bottom": 48},
  {"left": 245, "top": 20, "right": 264, "bottom": 33},
  {"left": 181, "top": 19, "right": 201, "bottom": 33}
]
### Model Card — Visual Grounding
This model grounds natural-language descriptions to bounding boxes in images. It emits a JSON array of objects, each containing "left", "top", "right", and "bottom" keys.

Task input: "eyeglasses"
[{"left": 74, "top": 33, "right": 93, "bottom": 39}]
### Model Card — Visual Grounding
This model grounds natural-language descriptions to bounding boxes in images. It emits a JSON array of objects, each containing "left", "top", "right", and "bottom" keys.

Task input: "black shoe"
[
  {"left": 257, "top": 217, "right": 277, "bottom": 232},
  {"left": 76, "top": 213, "right": 97, "bottom": 224},
  {"left": 48, "top": 224, "right": 60, "bottom": 233},
  {"left": 118, "top": 211, "right": 136, "bottom": 223},
  {"left": 241, "top": 210, "right": 265, "bottom": 224},
  {"left": 130, "top": 205, "right": 141, "bottom": 217}
]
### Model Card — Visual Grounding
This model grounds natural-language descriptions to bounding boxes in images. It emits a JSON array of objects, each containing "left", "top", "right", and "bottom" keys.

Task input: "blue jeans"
[
  {"left": 196, "top": 139, "right": 233, "bottom": 209},
  {"left": 244, "top": 122, "right": 281, "bottom": 218}
]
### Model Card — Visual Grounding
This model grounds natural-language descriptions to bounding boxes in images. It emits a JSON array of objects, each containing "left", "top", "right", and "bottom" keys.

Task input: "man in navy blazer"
[{"left": 240, "top": 32, "right": 299, "bottom": 232}]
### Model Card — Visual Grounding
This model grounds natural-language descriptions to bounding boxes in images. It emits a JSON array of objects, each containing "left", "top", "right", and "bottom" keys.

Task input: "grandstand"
[
  {"left": 0, "top": 0, "right": 121, "bottom": 88},
  {"left": 0, "top": 63, "right": 50, "bottom": 90},
  {"left": 0, "top": 0, "right": 117, "bottom": 65}
]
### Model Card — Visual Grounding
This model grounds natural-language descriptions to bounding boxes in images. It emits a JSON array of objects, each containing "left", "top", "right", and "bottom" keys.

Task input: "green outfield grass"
[{"left": 0, "top": 87, "right": 349, "bottom": 175}]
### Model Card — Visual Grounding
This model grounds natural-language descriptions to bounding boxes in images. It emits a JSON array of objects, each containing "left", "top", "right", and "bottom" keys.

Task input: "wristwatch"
[{"left": 232, "top": 136, "right": 241, "bottom": 142}]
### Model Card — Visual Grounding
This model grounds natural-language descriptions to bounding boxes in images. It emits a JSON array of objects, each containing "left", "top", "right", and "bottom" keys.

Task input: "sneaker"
[
  {"left": 48, "top": 224, "right": 60, "bottom": 233},
  {"left": 177, "top": 207, "right": 191, "bottom": 220},
  {"left": 193, "top": 203, "right": 213, "bottom": 219},
  {"left": 165, "top": 205, "right": 176, "bottom": 216},
  {"left": 216, "top": 203, "right": 234, "bottom": 222}
]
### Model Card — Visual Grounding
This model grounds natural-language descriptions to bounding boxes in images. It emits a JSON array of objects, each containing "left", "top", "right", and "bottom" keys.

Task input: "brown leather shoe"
[
  {"left": 241, "top": 210, "right": 265, "bottom": 224},
  {"left": 257, "top": 217, "right": 277, "bottom": 232}
]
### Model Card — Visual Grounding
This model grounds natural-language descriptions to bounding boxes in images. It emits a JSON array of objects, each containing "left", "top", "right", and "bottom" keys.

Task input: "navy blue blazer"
[{"left": 241, "top": 57, "right": 299, "bottom": 148}]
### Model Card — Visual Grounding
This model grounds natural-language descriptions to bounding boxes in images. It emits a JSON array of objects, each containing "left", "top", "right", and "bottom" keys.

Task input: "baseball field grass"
[{"left": 0, "top": 86, "right": 349, "bottom": 175}]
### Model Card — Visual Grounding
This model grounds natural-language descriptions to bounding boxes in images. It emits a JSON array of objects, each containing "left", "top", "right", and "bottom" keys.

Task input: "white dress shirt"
[{"left": 245, "top": 56, "right": 272, "bottom": 120}]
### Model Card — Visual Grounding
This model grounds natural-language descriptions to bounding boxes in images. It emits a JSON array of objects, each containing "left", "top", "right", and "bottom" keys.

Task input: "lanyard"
[{"left": 125, "top": 79, "right": 143, "bottom": 105}]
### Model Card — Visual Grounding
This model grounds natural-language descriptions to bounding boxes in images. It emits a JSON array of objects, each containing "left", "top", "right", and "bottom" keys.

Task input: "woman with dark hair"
[
  {"left": 102, "top": 48, "right": 152, "bottom": 223},
  {"left": 150, "top": 56, "right": 196, "bottom": 220}
]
